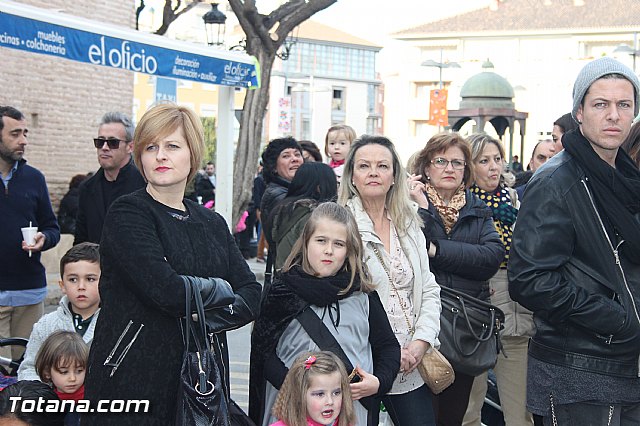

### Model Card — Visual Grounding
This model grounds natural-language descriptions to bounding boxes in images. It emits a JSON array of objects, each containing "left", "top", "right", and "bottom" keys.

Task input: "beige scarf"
[{"left": 425, "top": 183, "right": 466, "bottom": 234}]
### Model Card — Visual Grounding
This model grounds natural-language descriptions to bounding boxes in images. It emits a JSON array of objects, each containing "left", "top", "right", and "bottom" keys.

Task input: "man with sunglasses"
[{"left": 74, "top": 112, "right": 145, "bottom": 245}]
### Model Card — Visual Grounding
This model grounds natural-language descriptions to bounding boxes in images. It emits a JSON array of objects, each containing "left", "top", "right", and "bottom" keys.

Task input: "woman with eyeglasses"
[
  {"left": 462, "top": 133, "right": 534, "bottom": 426},
  {"left": 408, "top": 132, "right": 504, "bottom": 426}
]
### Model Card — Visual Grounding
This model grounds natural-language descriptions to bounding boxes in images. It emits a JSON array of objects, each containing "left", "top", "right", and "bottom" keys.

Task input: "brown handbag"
[
  {"left": 370, "top": 244, "right": 455, "bottom": 394},
  {"left": 417, "top": 347, "right": 455, "bottom": 394}
]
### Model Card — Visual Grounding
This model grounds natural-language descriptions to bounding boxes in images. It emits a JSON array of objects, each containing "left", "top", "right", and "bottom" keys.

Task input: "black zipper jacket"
[
  {"left": 418, "top": 189, "right": 504, "bottom": 300},
  {"left": 508, "top": 151, "right": 640, "bottom": 378}
]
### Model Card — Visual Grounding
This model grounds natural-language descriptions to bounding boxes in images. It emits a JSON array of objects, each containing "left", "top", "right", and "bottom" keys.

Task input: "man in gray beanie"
[{"left": 508, "top": 56, "right": 640, "bottom": 424}]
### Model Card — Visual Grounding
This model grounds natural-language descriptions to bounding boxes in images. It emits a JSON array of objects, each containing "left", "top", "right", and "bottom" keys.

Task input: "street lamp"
[
  {"left": 421, "top": 49, "right": 461, "bottom": 89},
  {"left": 613, "top": 33, "right": 638, "bottom": 71},
  {"left": 202, "top": 3, "right": 227, "bottom": 46}
]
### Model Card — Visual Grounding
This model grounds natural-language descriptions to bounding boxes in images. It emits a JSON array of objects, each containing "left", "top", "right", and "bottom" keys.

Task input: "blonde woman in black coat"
[{"left": 85, "top": 103, "right": 261, "bottom": 425}]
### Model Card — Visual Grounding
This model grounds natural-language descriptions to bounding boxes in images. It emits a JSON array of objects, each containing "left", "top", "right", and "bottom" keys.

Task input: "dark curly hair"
[{"left": 261, "top": 137, "right": 302, "bottom": 184}]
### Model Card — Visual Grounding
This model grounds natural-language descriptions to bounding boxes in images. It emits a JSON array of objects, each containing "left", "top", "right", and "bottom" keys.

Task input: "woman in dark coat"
[
  {"left": 409, "top": 132, "right": 504, "bottom": 426},
  {"left": 269, "top": 162, "right": 337, "bottom": 270},
  {"left": 84, "top": 103, "right": 261, "bottom": 425},
  {"left": 259, "top": 137, "right": 304, "bottom": 249},
  {"left": 57, "top": 174, "right": 87, "bottom": 234}
]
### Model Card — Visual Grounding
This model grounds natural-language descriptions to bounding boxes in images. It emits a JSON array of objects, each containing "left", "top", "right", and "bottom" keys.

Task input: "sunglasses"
[{"left": 93, "top": 138, "right": 127, "bottom": 149}]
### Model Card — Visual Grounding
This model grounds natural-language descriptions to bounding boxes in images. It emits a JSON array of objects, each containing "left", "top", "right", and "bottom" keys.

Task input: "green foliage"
[{"left": 202, "top": 117, "right": 217, "bottom": 166}]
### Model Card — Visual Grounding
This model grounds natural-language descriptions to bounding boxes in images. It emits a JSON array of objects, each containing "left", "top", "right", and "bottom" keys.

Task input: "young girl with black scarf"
[{"left": 249, "top": 202, "right": 400, "bottom": 426}]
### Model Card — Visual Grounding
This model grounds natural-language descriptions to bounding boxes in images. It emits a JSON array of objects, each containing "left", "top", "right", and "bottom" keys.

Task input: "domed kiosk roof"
[{"left": 459, "top": 60, "right": 514, "bottom": 109}]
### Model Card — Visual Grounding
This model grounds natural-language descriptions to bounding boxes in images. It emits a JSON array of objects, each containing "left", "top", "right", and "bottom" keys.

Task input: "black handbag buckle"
[{"left": 196, "top": 352, "right": 215, "bottom": 396}]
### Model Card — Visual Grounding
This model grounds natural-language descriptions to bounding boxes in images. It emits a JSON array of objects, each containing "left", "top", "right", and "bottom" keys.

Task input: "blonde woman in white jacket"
[{"left": 339, "top": 135, "right": 441, "bottom": 426}]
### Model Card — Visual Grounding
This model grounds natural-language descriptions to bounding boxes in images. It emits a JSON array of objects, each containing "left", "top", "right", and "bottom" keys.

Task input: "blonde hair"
[
  {"left": 133, "top": 102, "right": 204, "bottom": 183},
  {"left": 324, "top": 125, "right": 357, "bottom": 157},
  {"left": 466, "top": 133, "right": 508, "bottom": 188},
  {"left": 283, "top": 202, "right": 373, "bottom": 293},
  {"left": 338, "top": 135, "right": 422, "bottom": 234},
  {"left": 467, "top": 133, "right": 505, "bottom": 164},
  {"left": 272, "top": 351, "right": 355, "bottom": 426},
  {"left": 35, "top": 331, "right": 89, "bottom": 385}
]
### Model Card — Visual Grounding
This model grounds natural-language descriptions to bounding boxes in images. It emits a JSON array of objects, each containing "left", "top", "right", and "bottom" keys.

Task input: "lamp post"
[
  {"left": 421, "top": 49, "right": 461, "bottom": 89},
  {"left": 422, "top": 49, "right": 460, "bottom": 130},
  {"left": 613, "top": 33, "right": 638, "bottom": 72},
  {"left": 202, "top": 3, "right": 226, "bottom": 46}
]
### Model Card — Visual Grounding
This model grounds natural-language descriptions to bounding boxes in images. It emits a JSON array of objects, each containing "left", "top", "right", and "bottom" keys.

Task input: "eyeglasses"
[
  {"left": 431, "top": 157, "right": 466, "bottom": 170},
  {"left": 93, "top": 138, "right": 127, "bottom": 149}
]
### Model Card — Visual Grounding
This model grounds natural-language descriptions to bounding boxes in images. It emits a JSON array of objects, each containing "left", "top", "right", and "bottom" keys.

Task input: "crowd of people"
[{"left": 1, "top": 55, "right": 640, "bottom": 426}]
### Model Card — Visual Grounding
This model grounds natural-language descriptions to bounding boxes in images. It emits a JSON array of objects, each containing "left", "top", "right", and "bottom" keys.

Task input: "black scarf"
[
  {"left": 249, "top": 266, "right": 359, "bottom": 422},
  {"left": 563, "top": 129, "right": 640, "bottom": 263}
]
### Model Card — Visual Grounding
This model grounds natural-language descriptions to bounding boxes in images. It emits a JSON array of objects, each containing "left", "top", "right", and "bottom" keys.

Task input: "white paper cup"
[{"left": 21, "top": 226, "right": 38, "bottom": 246}]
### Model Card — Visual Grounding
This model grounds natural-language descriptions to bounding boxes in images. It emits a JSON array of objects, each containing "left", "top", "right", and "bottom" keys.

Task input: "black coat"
[
  {"left": 509, "top": 150, "right": 640, "bottom": 378},
  {"left": 74, "top": 159, "right": 145, "bottom": 245},
  {"left": 84, "top": 189, "right": 261, "bottom": 425},
  {"left": 418, "top": 189, "right": 505, "bottom": 300},
  {"left": 57, "top": 187, "right": 79, "bottom": 234},
  {"left": 260, "top": 178, "right": 289, "bottom": 247},
  {"left": 195, "top": 173, "right": 216, "bottom": 204}
]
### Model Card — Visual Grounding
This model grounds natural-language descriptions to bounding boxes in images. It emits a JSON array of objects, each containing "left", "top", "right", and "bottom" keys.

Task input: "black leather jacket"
[{"left": 508, "top": 151, "right": 640, "bottom": 378}]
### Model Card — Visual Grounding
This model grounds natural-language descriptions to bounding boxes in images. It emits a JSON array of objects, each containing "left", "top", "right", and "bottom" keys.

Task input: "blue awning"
[{"left": 0, "top": 0, "right": 259, "bottom": 88}]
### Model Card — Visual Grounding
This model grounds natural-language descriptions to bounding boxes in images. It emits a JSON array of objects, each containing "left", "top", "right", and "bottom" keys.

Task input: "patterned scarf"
[
  {"left": 425, "top": 183, "right": 466, "bottom": 234},
  {"left": 471, "top": 184, "right": 517, "bottom": 267}
]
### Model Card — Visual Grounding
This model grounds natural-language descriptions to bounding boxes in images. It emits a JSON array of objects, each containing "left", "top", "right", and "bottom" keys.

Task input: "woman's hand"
[
  {"left": 402, "top": 340, "right": 431, "bottom": 373},
  {"left": 407, "top": 174, "right": 429, "bottom": 209},
  {"left": 399, "top": 346, "right": 417, "bottom": 373},
  {"left": 349, "top": 366, "right": 380, "bottom": 400}
]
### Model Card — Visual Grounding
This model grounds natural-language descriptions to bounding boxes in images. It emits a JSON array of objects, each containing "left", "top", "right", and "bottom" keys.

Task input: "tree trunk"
[
  {"left": 227, "top": 0, "right": 337, "bottom": 226},
  {"left": 232, "top": 50, "right": 274, "bottom": 225}
]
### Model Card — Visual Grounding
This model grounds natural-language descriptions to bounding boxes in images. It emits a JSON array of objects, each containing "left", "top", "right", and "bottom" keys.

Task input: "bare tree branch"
[
  {"left": 154, "top": 0, "right": 204, "bottom": 35},
  {"left": 135, "top": 0, "right": 146, "bottom": 31},
  {"left": 227, "top": 0, "right": 337, "bottom": 226},
  {"left": 275, "top": 0, "right": 336, "bottom": 44}
]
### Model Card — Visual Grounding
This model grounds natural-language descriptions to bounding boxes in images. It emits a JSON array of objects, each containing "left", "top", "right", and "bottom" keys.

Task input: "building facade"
[
  {"left": 0, "top": 0, "right": 135, "bottom": 206},
  {"left": 386, "top": 0, "right": 640, "bottom": 162},
  {"left": 267, "top": 20, "right": 383, "bottom": 149}
]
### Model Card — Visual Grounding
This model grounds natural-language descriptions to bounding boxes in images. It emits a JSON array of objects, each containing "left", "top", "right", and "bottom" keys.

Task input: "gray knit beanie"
[{"left": 572, "top": 57, "right": 640, "bottom": 122}]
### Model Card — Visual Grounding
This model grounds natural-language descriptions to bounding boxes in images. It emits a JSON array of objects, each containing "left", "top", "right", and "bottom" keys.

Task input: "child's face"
[
  {"left": 49, "top": 362, "right": 85, "bottom": 394},
  {"left": 327, "top": 131, "right": 350, "bottom": 162},
  {"left": 307, "top": 219, "right": 348, "bottom": 278},
  {"left": 59, "top": 260, "right": 101, "bottom": 319},
  {"left": 306, "top": 371, "right": 343, "bottom": 425}
]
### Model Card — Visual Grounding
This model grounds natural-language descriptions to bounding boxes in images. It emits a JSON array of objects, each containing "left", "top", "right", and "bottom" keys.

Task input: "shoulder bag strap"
[
  {"left": 297, "top": 307, "right": 378, "bottom": 414},
  {"left": 181, "top": 276, "right": 192, "bottom": 351},
  {"left": 296, "top": 308, "right": 354, "bottom": 373},
  {"left": 369, "top": 242, "right": 415, "bottom": 336}
]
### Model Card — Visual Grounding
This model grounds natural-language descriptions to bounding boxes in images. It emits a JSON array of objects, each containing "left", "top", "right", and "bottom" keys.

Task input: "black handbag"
[
  {"left": 176, "top": 277, "right": 230, "bottom": 426},
  {"left": 437, "top": 286, "right": 505, "bottom": 377},
  {"left": 229, "top": 399, "right": 257, "bottom": 426}
]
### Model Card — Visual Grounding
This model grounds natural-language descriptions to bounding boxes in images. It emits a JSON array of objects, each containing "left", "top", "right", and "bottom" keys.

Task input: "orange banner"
[{"left": 428, "top": 89, "right": 448, "bottom": 126}]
